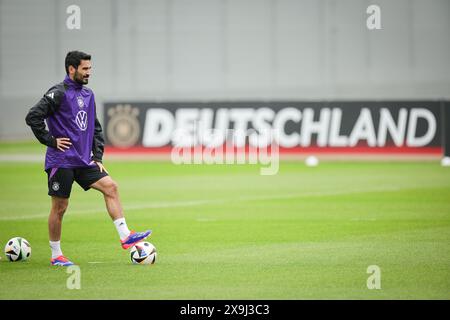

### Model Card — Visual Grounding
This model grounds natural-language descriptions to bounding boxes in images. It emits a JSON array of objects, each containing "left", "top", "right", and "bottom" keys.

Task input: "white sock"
[
  {"left": 49, "top": 241, "right": 63, "bottom": 259},
  {"left": 114, "top": 218, "right": 131, "bottom": 240}
]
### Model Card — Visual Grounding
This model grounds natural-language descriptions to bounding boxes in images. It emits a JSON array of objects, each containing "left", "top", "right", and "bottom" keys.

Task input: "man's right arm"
[{"left": 25, "top": 88, "right": 62, "bottom": 148}]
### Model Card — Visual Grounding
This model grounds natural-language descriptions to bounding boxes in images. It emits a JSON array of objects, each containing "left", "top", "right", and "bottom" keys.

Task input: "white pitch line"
[
  {"left": 0, "top": 186, "right": 402, "bottom": 221},
  {"left": 0, "top": 199, "right": 214, "bottom": 221},
  {"left": 0, "top": 154, "right": 44, "bottom": 162}
]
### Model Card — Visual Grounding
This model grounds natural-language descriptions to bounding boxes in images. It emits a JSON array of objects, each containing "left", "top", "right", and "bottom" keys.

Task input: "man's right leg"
[
  {"left": 49, "top": 196, "right": 68, "bottom": 242},
  {"left": 48, "top": 196, "right": 74, "bottom": 265},
  {"left": 46, "top": 168, "right": 75, "bottom": 266}
]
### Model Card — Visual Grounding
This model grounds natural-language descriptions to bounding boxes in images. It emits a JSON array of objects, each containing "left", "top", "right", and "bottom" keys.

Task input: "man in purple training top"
[{"left": 26, "top": 51, "right": 151, "bottom": 266}]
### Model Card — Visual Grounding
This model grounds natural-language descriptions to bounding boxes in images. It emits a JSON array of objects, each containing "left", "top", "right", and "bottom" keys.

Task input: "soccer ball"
[
  {"left": 4, "top": 237, "right": 32, "bottom": 262},
  {"left": 130, "top": 241, "right": 157, "bottom": 265},
  {"left": 305, "top": 155, "right": 319, "bottom": 167},
  {"left": 441, "top": 157, "right": 450, "bottom": 167}
]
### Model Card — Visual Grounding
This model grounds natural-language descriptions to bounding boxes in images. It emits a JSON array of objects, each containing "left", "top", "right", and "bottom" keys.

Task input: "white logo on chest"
[
  {"left": 77, "top": 96, "right": 85, "bottom": 108},
  {"left": 75, "top": 111, "right": 88, "bottom": 131}
]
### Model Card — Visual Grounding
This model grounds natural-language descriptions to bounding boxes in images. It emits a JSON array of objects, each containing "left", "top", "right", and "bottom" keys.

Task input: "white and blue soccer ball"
[
  {"left": 305, "top": 155, "right": 319, "bottom": 167},
  {"left": 4, "top": 237, "right": 32, "bottom": 262},
  {"left": 130, "top": 241, "right": 157, "bottom": 265}
]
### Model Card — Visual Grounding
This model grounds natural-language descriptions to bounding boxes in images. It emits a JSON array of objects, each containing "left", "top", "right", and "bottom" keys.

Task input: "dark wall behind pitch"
[{"left": 103, "top": 101, "right": 444, "bottom": 150}]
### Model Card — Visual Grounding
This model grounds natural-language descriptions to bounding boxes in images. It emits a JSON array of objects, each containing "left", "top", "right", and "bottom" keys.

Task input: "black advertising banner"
[{"left": 103, "top": 101, "right": 445, "bottom": 154}]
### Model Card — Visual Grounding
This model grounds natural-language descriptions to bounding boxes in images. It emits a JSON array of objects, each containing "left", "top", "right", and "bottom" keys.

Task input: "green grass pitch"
[{"left": 0, "top": 159, "right": 449, "bottom": 299}]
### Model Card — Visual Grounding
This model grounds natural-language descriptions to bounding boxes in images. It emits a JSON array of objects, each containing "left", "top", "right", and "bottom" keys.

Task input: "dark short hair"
[{"left": 65, "top": 51, "right": 91, "bottom": 74}]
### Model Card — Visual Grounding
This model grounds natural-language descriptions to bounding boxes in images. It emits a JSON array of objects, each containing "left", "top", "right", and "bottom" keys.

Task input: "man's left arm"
[
  {"left": 92, "top": 115, "right": 105, "bottom": 163},
  {"left": 92, "top": 99, "right": 105, "bottom": 162},
  {"left": 92, "top": 102, "right": 107, "bottom": 173},
  {"left": 92, "top": 107, "right": 108, "bottom": 173}
]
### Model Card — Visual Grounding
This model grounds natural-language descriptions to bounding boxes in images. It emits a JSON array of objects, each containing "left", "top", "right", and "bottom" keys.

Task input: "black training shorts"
[{"left": 46, "top": 166, "right": 109, "bottom": 198}]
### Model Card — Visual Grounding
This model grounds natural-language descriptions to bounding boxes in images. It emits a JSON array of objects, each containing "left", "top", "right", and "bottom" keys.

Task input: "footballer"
[{"left": 25, "top": 51, "right": 151, "bottom": 266}]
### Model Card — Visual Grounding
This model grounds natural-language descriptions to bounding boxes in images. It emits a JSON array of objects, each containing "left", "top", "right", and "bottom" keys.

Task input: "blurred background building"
[{"left": 0, "top": 0, "right": 449, "bottom": 140}]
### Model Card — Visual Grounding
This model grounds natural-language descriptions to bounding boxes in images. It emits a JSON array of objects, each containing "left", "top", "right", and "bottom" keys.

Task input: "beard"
[{"left": 74, "top": 71, "right": 89, "bottom": 85}]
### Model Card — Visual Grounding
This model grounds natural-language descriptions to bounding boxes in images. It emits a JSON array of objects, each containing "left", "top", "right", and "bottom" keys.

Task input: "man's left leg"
[
  {"left": 90, "top": 176, "right": 123, "bottom": 221},
  {"left": 76, "top": 168, "right": 152, "bottom": 249}
]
